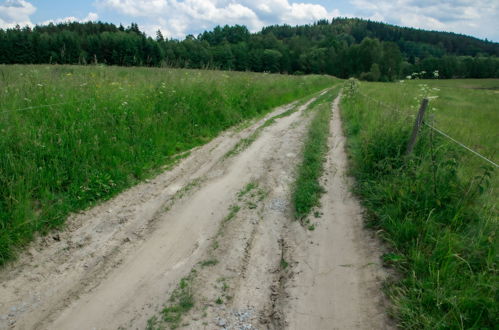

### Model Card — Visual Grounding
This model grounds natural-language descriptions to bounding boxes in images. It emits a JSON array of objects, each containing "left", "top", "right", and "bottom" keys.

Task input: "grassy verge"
[
  {"left": 292, "top": 88, "right": 339, "bottom": 221},
  {"left": 0, "top": 65, "right": 336, "bottom": 265},
  {"left": 341, "top": 79, "right": 497, "bottom": 328}
]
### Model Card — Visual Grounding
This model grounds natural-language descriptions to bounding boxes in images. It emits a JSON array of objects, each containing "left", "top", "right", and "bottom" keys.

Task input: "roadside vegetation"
[
  {"left": 340, "top": 78, "right": 497, "bottom": 328},
  {"left": 0, "top": 65, "right": 335, "bottom": 265},
  {"left": 292, "top": 88, "right": 340, "bottom": 221}
]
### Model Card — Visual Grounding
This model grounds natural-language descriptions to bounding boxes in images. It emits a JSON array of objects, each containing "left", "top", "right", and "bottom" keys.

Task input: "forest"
[{"left": 1, "top": 18, "right": 498, "bottom": 80}]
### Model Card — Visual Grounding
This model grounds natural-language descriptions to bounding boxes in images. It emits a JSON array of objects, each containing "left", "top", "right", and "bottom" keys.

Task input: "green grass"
[
  {"left": 0, "top": 65, "right": 336, "bottom": 265},
  {"left": 292, "top": 88, "right": 340, "bottom": 220},
  {"left": 237, "top": 182, "right": 257, "bottom": 198},
  {"left": 199, "top": 259, "right": 218, "bottom": 267},
  {"left": 223, "top": 205, "right": 240, "bottom": 222},
  {"left": 341, "top": 79, "right": 497, "bottom": 329},
  {"left": 160, "top": 271, "right": 196, "bottom": 329}
]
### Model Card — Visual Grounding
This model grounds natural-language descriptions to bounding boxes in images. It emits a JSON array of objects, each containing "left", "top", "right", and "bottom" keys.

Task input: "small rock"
[{"left": 216, "top": 318, "right": 227, "bottom": 327}]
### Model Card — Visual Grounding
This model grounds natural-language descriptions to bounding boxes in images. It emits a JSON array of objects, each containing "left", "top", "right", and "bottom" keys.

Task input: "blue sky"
[{"left": 1, "top": 0, "right": 498, "bottom": 41}]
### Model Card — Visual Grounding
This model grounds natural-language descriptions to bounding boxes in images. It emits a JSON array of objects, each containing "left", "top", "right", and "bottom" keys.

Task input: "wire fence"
[
  {"left": 0, "top": 100, "right": 87, "bottom": 115},
  {"left": 2, "top": 88, "right": 497, "bottom": 169},
  {"left": 355, "top": 90, "right": 498, "bottom": 169}
]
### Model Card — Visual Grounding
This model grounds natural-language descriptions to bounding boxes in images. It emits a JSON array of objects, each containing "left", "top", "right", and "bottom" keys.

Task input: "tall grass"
[
  {"left": 0, "top": 65, "right": 336, "bottom": 265},
  {"left": 341, "top": 79, "right": 497, "bottom": 328}
]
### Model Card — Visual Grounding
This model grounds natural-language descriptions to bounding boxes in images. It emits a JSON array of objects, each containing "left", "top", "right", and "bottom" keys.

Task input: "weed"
[
  {"left": 224, "top": 205, "right": 240, "bottom": 222},
  {"left": 307, "top": 225, "right": 315, "bottom": 231},
  {"left": 158, "top": 271, "right": 196, "bottom": 329},
  {"left": 238, "top": 182, "right": 257, "bottom": 198},
  {"left": 200, "top": 259, "right": 218, "bottom": 267},
  {"left": 280, "top": 258, "right": 289, "bottom": 269},
  {"left": 215, "top": 297, "right": 223, "bottom": 304},
  {"left": 146, "top": 316, "right": 159, "bottom": 330},
  {"left": 246, "top": 202, "right": 257, "bottom": 209}
]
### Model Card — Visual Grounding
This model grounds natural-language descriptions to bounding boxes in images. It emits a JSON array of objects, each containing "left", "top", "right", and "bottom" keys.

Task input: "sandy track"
[
  {"left": 171, "top": 94, "right": 392, "bottom": 330},
  {"left": 281, "top": 95, "right": 393, "bottom": 329},
  {"left": 0, "top": 91, "right": 391, "bottom": 330}
]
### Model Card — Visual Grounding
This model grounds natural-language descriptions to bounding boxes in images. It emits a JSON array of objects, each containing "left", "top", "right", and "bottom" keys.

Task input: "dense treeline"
[{"left": 1, "top": 18, "right": 498, "bottom": 80}]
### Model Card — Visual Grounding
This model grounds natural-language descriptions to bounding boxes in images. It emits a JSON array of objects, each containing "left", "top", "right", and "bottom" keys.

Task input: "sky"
[{"left": 0, "top": 0, "right": 498, "bottom": 42}]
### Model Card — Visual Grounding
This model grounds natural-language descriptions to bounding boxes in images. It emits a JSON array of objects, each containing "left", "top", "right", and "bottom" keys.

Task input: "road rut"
[{"left": 0, "top": 91, "right": 391, "bottom": 330}]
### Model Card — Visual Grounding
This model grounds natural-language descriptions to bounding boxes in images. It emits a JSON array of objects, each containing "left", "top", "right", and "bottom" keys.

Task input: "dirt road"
[{"left": 0, "top": 92, "right": 391, "bottom": 329}]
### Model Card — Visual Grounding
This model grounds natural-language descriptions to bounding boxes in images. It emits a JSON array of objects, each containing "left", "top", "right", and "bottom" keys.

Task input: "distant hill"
[{"left": 1, "top": 18, "right": 498, "bottom": 80}]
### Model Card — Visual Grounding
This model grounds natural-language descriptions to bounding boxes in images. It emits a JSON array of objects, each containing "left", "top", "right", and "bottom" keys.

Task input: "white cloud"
[
  {"left": 41, "top": 12, "right": 99, "bottom": 26},
  {"left": 351, "top": 0, "right": 499, "bottom": 40},
  {"left": 0, "top": 0, "right": 36, "bottom": 28},
  {"left": 96, "top": 0, "right": 340, "bottom": 38}
]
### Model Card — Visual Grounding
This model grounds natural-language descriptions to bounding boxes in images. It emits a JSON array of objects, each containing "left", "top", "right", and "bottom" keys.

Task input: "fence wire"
[
  {"left": 0, "top": 100, "right": 86, "bottom": 115},
  {"left": 355, "top": 90, "right": 498, "bottom": 168},
  {"left": 423, "top": 122, "right": 498, "bottom": 168}
]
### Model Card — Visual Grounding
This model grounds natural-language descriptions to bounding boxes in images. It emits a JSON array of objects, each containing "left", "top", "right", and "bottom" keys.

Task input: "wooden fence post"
[{"left": 406, "top": 98, "right": 429, "bottom": 155}]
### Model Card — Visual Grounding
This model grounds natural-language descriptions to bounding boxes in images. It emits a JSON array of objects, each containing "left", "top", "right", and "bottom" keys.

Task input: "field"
[
  {"left": 0, "top": 65, "right": 335, "bottom": 264},
  {"left": 0, "top": 64, "right": 496, "bottom": 329},
  {"left": 0, "top": 68, "right": 388, "bottom": 330},
  {"left": 341, "top": 78, "right": 498, "bottom": 328}
]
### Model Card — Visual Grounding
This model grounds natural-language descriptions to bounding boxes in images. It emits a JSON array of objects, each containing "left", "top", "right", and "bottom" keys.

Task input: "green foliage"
[
  {"left": 0, "top": 65, "right": 335, "bottom": 265},
  {"left": 199, "top": 259, "right": 218, "bottom": 267},
  {"left": 161, "top": 272, "right": 196, "bottom": 329},
  {"left": 1, "top": 19, "right": 497, "bottom": 78},
  {"left": 341, "top": 80, "right": 497, "bottom": 329},
  {"left": 224, "top": 205, "right": 241, "bottom": 222},
  {"left": 238, "top": 182, "right": 257, "bottom": 198}
]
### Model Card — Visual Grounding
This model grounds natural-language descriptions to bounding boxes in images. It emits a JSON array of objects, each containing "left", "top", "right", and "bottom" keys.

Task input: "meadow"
[
  {"left": 341, "top": 78, "right": 498, "bottom": 328},
  {"left": 0, "top": 65, "right": 335, "bottom": 265}
]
